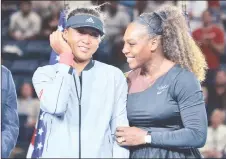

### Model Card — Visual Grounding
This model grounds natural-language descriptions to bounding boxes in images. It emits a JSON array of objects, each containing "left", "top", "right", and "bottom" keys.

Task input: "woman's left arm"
[
  {"left": 148, "top": 71, "right": 208, "bottom": 148},
  {"left": 116, "top": 70, "right": 208, "bottom": 148}
]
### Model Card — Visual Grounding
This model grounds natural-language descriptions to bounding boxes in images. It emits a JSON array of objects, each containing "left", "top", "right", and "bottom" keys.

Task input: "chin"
[
  {"left": 74, "top": 53, "right": 92, "bottom": 61},
  {"left": 79, "top": 57, "right": 92, "bottom": 63},
  {"left": 128, "top": 63, "right": 137, "bottom": 70}
]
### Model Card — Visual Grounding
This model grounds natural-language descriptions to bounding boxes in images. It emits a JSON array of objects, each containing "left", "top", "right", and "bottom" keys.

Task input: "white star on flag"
[
  {"left": 40, "top": 112, "right": 45, "bottom": 120},
  {"left": 37, "top": 142, "right": 43, "bottom": 150},
  {"left": 38, "top": 128, "right": 44, "bottom": 136},
  {"left": 55, "top": 55, "right": 60, "bottom": 61},
  {"left": 58, "top": 25, "right": 64, "bottom": 31}
]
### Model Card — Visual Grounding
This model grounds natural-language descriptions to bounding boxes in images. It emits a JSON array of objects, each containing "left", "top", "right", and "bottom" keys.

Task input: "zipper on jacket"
[{"left": 73, "top": 72, "right": 82, "bottom": 159}]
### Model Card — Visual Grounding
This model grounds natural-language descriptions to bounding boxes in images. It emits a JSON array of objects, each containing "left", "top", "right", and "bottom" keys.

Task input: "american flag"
[
  {"left": 49, "top": 10, "right": 66, "bottom": 65},
  {"left": 26, "top": 10, "right": 66, "bottom": 158}
]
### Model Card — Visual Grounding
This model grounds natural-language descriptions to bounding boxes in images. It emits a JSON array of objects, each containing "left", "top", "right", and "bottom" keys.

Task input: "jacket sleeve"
[
  {"left": 199, "top": 127, "right": 211, "bottom": 153},
  {"left": 110, "top": 69, "right": 130, "bottom": 158},
  {"left": 32, "top": 63, "right": 73, "bottom": 115},
  {"left": 150, "top": 71, "right": 208, "bottom": 148},
  {"left": 1, "top": 69, "right": 19, "bottom": 158}
]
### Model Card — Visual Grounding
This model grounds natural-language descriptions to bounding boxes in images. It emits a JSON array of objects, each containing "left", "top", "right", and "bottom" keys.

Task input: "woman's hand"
[
  {"left": 115, "top": 126, "right": 148, "bottom": 146},
  {"left": 49, "top": 30, "right": 72, "bottom": 55}
]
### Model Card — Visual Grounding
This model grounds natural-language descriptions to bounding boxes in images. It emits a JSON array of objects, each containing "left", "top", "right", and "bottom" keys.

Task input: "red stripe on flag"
[
  {"left": 39, "top": 89, "right": 43, "bottom": 99},
  {"left": 31, "top": 128, "right": 37, "bottom": 146}
]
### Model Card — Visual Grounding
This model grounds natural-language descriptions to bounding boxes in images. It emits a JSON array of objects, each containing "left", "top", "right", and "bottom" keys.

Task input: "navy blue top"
[
  {"left": 1, "top": 65, "right": 19, "bottom": 158},
  {"left": 127, "top": 64, "right": 207, "bottom": 157}
]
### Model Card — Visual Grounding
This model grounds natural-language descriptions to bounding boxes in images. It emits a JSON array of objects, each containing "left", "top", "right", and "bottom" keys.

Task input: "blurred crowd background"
[{"left": 1, "top": 0, "right": 226, "bottom": 158}]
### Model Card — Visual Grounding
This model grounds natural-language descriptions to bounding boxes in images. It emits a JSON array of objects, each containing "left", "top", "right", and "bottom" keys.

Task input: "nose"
[
  {"left": 122, "top": 43, "right": 129, "bottom": 55},
  {"left": 82, "top": 34, "right": 91, "bottom": 44}
]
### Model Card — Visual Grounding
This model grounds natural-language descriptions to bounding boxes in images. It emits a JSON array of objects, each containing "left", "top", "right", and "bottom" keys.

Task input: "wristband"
[{"left": 59, "top": 53, "right": 74, "bottom": 66}]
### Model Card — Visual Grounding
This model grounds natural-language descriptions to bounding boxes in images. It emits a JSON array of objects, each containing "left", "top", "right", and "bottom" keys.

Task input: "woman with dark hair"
[
  {"left": 116, "top": 5, "right": 208, "bottom": 158},
  {"left": 31, "top": 6, "right": 129, "bottom": 158}
]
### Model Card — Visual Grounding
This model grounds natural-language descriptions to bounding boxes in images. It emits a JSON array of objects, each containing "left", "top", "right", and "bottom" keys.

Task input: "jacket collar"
[{"left": 83, "top": 59, "right": 95, "bottom": 71}]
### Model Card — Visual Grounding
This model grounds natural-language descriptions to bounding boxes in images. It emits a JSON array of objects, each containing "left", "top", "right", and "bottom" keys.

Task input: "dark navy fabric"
[{"left": 127, "top": 64, "right": 207, "bottom": 158}]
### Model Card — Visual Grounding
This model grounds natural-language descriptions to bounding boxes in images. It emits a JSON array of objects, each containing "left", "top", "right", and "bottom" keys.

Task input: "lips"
[
  {"left": 79, "top": 46, "right": 90, "bottom": 52},
  {"left": 126, "top": 57, "right": 135, "bottom": 63}
]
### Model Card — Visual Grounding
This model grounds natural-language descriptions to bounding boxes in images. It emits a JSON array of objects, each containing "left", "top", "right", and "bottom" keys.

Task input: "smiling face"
[
  {"left": 63, "top": 27, "right": 101, "bottom": 63},
  {"left": 122, "top": 22, "right": 160, "bottom": 70}
]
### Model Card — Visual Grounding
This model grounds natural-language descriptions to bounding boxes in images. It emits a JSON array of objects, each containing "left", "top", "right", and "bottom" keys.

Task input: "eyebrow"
[{"left": 123, "top": 38, "right": 136, "bottom": 42}]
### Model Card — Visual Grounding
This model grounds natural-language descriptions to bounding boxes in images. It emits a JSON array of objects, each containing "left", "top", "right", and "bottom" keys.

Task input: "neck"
[
  {"left": 72, "top": 59, "right": 91, "bottom": 76},
  {"left": 141, "top": 56, "right": 165, "bottom": 78},
  {"left": 22, "top": 12, "right": 29, "bottom": 17},
  {"left": 203, "top": 23, "right": 212, "bottom": 28}
]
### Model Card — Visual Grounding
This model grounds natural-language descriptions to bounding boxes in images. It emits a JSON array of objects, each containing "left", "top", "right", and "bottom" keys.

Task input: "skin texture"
[
  {"left": 122, "top": 23, "right": 158, "bottom": 71},
  {"left": 116, "top": 22, "right": 175, "bottom": 146},
  {"left": 49, "top": 27, "right": 101, "bottom": 74},
  {"left": 63, "top": 27, "right": 101, "bottom": 62},
  {"left": 116, "top": 5, "right": 208, "bottom": 149}
]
